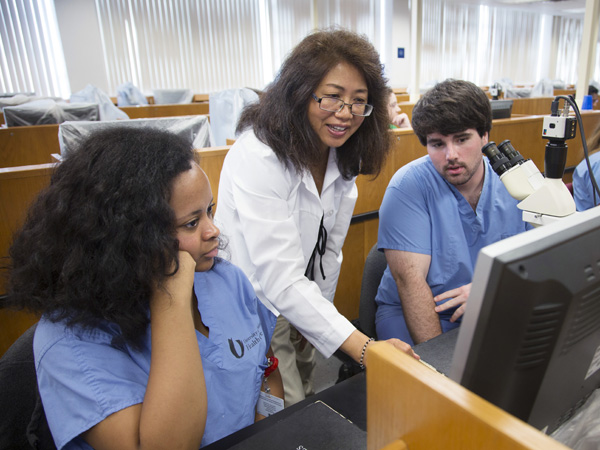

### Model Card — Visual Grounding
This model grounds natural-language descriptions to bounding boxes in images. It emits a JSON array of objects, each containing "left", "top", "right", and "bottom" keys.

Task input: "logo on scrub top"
[
  {"left": 228, "top": 339, "right": 245, "bottom": 358},
  {"left": 228, "top": 324, "right": 265, "bottom": 358}
]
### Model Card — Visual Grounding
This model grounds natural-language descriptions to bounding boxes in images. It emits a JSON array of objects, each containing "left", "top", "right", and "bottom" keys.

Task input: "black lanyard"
[{"left": 305, "top": 213, "right": 328, "bottom": 281}]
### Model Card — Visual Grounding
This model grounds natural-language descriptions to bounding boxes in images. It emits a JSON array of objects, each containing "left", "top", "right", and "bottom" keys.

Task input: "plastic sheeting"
[
  {"left": 552, "top": 389, "right": 600, "bottom": 449},
  {"left": 0, "top": 94, "right": 63, "bottom": 108},
  {"left": 153, "top": 89, "right": 194, "bottom": 105},
  {"left": 530, "top": 78, "right": 555, "bottom": 97},
  {"left": 0, "top": 91, "right": 35, "bottom": 99},
  {"left": 209, "top": 88, "right": 259, "bottom": 146},
  {"left": 58, "top": 115, "right": 214, "bottom": 159},
  {"left": 116, "top": 82, "right": 149, "bottom": 106},
  {"left": 3, "top": 99, "right": 100, "bottom": 127},
  {"left": 70, "top": 84, "right": 129, "bottom": 121},
  {"left": 496, "top": 78, "right": 556, "bottom": 99}
]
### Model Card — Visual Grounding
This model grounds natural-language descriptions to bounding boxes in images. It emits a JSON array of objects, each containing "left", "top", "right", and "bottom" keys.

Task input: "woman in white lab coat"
[{"left": 215, "top": 28, "right": 416, "bottom": 406}]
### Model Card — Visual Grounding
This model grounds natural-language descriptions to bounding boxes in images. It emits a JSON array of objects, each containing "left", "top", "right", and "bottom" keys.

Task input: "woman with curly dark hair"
[
  {"left": 5, "top": 127, "right": 282, "bottom": 449},
  {"left": 215, "top": 28, "right": 416, "bottom": 407}
]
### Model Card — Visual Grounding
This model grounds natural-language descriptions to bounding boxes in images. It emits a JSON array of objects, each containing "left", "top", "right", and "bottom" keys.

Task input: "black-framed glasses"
[{"left": 311, "top": 94, "right": 373, "bottom": 117}]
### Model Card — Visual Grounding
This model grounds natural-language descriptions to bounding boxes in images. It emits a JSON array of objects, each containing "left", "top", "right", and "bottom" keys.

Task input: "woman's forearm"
[{"left": 142, "top": 290, "right": 207, "bottom": 449}]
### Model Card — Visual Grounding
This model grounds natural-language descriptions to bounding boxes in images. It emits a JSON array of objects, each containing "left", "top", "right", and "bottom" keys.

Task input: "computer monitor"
[
  {"left": 58, "top": 115, "right": 213, "bottom": 158},
  {"left": 490, "top": 99, "right": 513, "bottom": 119},
  {"left": 450, "top": 206, "right": 600, "bottom": 434}
]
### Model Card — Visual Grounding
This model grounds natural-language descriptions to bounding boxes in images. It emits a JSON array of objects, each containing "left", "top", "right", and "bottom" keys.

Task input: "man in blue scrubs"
[{"left": 375, "top": 79, "right": 530, "bottom": 345}]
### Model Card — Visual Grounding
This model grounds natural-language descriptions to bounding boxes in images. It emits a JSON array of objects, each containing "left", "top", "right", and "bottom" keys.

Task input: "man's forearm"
[
  {"left": 396, "top": 278, "right": 442, "bottom": 344},
  {"left": 385, "top": 250, "right": 438, "bottom": 345}
]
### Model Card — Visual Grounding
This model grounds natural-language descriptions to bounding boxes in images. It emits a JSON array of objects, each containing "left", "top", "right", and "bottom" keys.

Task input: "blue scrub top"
[
  {"left": 375, "top": 156, "right": 530, "bottom": 345},
  {"left": 573, "top": 151, "right": 600, "bottom": 211},
  {"left": 34, "top": 258, "right": 276, "bottom": 449}
]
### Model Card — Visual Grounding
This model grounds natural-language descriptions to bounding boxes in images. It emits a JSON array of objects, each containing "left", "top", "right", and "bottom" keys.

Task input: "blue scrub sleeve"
[
  {"left": 35, "top": 322, "right": 147, "bottom": 450},
  {"left": 378, "top": 170, "right": 432, "bottom": 255}
]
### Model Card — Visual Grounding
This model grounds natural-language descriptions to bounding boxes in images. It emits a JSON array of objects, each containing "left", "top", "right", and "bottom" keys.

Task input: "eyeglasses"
[{"left": 311, "top": 94, "right": 373, "bottom": 117}]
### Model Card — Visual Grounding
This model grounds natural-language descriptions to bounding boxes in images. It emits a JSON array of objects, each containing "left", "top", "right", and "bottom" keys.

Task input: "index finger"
[{"left": 434, "top": 287, "right": 461, "bottom": 303}]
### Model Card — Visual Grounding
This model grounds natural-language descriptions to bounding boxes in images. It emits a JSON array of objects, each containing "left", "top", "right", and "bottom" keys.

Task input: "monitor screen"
[
  {"left": 450, "top": 206, "right": 600, "bottom": 434},
  {"left": 490, "top": 99, "right": 513, "bottom": 119}
]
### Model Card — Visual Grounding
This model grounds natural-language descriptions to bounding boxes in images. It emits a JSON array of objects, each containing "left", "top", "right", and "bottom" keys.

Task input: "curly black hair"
[
  {"left": 411, "top": 79, "right": 492, "bottom": 146},
  {"left": 5, "top": 127, "right": 196, "bottom": 348},
  {"left": 237, "top": 27, "right": 391, "bottom": 179}
]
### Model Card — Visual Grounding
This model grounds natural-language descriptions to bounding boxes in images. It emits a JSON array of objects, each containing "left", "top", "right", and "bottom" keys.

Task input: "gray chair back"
[
  {"left": 0, "top": 323, "right": 56, "bottom": 449},
  {"left": 359, "top": 244, "right": 387, "bottom": 339}
]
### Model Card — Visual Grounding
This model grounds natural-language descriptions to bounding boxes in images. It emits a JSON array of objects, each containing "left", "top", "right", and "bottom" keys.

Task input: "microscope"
[
  {"left": 483, "top": 98, "right": 577, "bottom": 227},
  {"left": 489, "top": 83, "right": 501, "bottom": 100}
]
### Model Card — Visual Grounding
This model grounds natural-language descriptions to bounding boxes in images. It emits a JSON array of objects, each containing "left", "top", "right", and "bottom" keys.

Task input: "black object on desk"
[
  {"left": 204, "top": 372, "right": 366, "bottom": 449},
  {"left": 228, "top": 400, "right": 365, "bottom": 449},
  {"left": 412, "top": 327, "right": 459, "bottom": 375}
]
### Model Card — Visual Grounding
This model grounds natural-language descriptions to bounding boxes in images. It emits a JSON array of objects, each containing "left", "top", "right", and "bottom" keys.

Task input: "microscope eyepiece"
[
  {"left": 498, "top": 140, "right": 525, "bottom": 167},
  {"left": 482, "top": 141, "right": 512, "bottom": 176}
]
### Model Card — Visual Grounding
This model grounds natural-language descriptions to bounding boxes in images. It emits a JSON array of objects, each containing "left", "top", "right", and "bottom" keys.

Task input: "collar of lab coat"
[{"left": 301, "top": 147, "right": 342, "bottom": 198}]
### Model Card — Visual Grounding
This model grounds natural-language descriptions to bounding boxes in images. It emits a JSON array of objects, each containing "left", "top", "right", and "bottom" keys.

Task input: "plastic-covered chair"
[
  {"left": 116, "top": 82, "right": 149, "bottom": 106},
  {"left": 152, "top": 89, "right": 193, "bottom": 105},
  {"left": 359, "top": 244, "right": 387, "bottom": 340},
  {"left": 531, "top": 78, "right": 554, "bottom": 98},
  {"left": 0, "top": 323, "right": 56, "bottom": 450},
  {"left": 209, "top": 88, "right": 259, "bottom": 146},
  {"left": 70, "top": 84, "right": 129, "bottom": 121}
]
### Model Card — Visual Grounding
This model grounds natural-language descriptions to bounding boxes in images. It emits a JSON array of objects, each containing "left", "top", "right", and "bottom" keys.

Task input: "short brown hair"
[{"left": 411, "top": 79, "right": 492, "bottom": 146}]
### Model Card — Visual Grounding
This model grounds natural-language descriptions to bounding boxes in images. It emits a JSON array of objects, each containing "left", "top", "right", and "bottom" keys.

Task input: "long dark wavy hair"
[
  {"left": 5, "top": 127, "right": 197, "bottom": 348},
  {"left": 411, "top": 79, "right": 492, "bottom": 146},
  {"left": 237, "top": 28, "right": 391, "bottom": 179}
]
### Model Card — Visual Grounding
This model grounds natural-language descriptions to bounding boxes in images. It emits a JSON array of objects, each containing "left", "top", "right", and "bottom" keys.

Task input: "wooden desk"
[
  {"left": 510, "top": 97, "right": 554, "bottom": 116},
  {"left": 554, "top": 89, "right": 576, "bottom": 97},
  {"left": 0, "top": 125, "right": 61, "bottom": 168},
  {"left": 367, "top": 343, "right": 570, "bottom": 450},
  {"left": 396, "top": 102, "right": 415, "bottom": 121},
  {"left": 193, "top": 94, "right": 209, "bottom": 102},
  {"left": 113, "top": 93, "right": 209, "bottom": 104},
  {"left": 110, "top": 95, "right": 154, "bottom": 105},
  {"left": 119, "top": 102, "right": 209, "bottom": 119},
  {"left": 0, "top": 163, "right": 55, "bottom": 355},
  {"left": 398, "top": 97, "right": 573, "bottom": 122},
  {"left": 196, "top": 146, "right": 229, "bottom": 203}
]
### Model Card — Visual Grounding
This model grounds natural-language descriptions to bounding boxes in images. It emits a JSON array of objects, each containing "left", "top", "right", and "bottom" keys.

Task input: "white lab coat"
[{"left": 215, "top": 130, "right": 357, "bottom": 358}]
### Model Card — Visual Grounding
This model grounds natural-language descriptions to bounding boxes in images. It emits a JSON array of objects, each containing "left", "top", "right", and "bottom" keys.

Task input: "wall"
[
  {"left": 387, "top": 0, "right": 412, "bottom": 89},
  {"left": 54, "top": 0, "right": 110, "bottom": 94},
  {"left": 52, "top": 0, "right": 413, "bottom": 96}
]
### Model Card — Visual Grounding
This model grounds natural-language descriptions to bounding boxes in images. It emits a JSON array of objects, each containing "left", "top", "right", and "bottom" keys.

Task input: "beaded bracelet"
[{"left": 359, "top": 337, "right": 374, "bottom": 369}]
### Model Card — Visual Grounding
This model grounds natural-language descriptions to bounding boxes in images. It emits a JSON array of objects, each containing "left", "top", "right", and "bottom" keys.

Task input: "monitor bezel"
[{"left": 450, "top": 206, "right": 600, "bottom": 432}]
